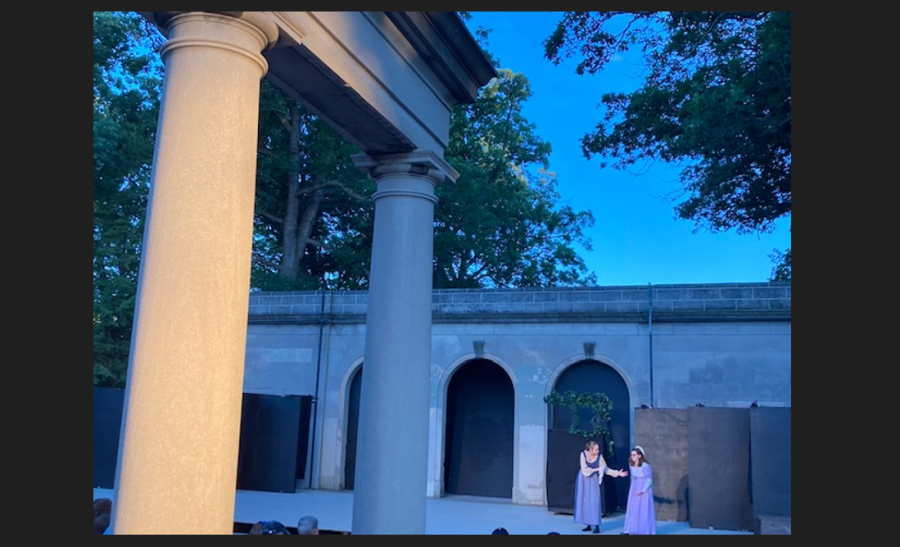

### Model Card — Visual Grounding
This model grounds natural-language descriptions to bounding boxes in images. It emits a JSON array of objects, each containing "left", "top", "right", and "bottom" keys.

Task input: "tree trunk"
[{"left": 279, "top": 103, "right": 303, "bottom": 280}]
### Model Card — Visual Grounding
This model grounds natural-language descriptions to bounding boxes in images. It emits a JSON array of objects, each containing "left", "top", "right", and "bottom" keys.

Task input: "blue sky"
[{"left": 463, "top": 12, "right": 791, "bottom": 286}]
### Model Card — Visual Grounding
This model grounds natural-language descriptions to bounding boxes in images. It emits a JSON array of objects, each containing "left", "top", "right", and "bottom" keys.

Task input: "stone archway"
[
  {"left": 549, "top": 360, "right": 631, "bottom": 515},
  {"left": 112, "top": 11, "right": 495, "bottom": 534},
  {"left": 443, "top": 358, "right": 515, "bottom": 499}
]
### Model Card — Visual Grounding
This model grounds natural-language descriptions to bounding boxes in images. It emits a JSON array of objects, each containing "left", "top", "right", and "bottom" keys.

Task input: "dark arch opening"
[
  {"left": 443, "top": 359, "right": 514, "bottom": 498},
  {"left": 550, "top": 360, "right": 630, "bottom": 514},
  {"left": 344, "top": 366, "right": 362, "bottom": 490}
]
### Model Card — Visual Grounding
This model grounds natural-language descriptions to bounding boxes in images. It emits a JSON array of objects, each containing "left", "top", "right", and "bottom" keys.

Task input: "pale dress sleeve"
[
  {"left": 580, "top": 452, "right": 595, "bottom": 477},
  {"left": 600, "top": 455, "right": 624, "bottom": 477},
  {"left": 642, "top": 464, "right": 653, "bottom": 493}
]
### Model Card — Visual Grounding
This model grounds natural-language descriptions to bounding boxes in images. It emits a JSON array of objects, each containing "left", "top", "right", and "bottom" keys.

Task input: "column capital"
[
  {"left": 151, "top": 12, "right": 279, "bottom": 45},
  {"left": 150, "top": 12, "right": 279, "bottom": 54},
  {"left": 351, "top": 151, "right": 459, "bottom": 186},
  {"left": 153, "top": 12, "right": 280, "bottom": 77}
]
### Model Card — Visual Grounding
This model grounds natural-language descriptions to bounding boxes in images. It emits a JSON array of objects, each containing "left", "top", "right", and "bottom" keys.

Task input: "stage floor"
[{"left": 93, "top": 487, "right": 753, "bottom": 535}]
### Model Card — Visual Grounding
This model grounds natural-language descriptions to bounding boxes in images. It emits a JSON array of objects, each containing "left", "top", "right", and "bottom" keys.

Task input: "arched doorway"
[
  {"left": 548, "top": 360, "right": 630, "bottom": 514},
  {"left": 344, "top": 366, "right": 362, "bottom": 490},
  {"left": 443, "top": 359, "right": 514, "bottom": 498}
]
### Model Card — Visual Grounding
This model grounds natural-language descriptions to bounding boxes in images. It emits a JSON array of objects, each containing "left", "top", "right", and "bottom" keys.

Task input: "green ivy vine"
[{"left": 544, "top": 389, "right": 616, "bottom": 459}]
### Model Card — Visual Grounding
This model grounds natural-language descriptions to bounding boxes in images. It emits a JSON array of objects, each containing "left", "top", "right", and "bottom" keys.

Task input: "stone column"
[
  {"left": 110, "top": 12, "right": 278, "bottom": 535},
  {"left": 350, "top": 152, "right": 458, "bottom": 535}
]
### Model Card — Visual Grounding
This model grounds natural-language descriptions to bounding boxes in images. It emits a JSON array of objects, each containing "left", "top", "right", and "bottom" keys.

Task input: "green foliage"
[
  {"left": 249, "top": 268, "right": 322, "bottom": 292},
  {"left": 93, "top": 363, "right": 119, "bottom": 387},
  {"left": 545, "top": 11, "right": 790, "bottom": 258},
  {"left": 252, "top": 79, "right": 375, "bottom": 291},
  {"left": 438, "top": 68, "right": 597, "bottom": 288},
  {"left": 767, "top": 225, "right": 791, "bottom": 281},
  {"left": 769, "top": 247, "right": 791, "bottom": 281},
  {"left": 544, "top": 389, "right": 615, "bottom": 457},
  {"left": 93, "top": 11, "right": 164, "bottom": 387}
]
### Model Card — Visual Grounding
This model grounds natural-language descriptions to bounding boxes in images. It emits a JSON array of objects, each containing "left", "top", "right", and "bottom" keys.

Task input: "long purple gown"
[
  {"left": 573, "top": 451, "right": 602, "bottom": 526},
  {"left": 623, "top": 463, "right": 656, "bottom": 535}
]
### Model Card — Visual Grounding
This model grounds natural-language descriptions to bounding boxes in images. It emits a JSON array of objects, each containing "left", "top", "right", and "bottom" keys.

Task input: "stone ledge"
[
  {"left": 248, "top": 309, "right": 791, "bottom": 325},
  {"left": 753, "top": 515, "right": 791, "bottom": 535}
]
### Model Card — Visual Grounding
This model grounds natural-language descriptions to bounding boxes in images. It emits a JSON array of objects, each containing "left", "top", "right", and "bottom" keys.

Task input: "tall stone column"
[
  {"left": 111, "top": 12, "right": 278, "bottom": 534},
  {"left": 350, "top": 152, "right": 458, "bottom": 534}
]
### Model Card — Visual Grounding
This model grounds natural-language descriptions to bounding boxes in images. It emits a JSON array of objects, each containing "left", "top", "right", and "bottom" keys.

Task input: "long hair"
[{"left": 631, "top": 446, "right": 648, "bottom": 466}]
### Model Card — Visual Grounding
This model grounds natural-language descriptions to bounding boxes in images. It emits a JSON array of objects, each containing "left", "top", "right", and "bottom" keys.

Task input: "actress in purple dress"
[
  {"left": 573, "top": 440, "right": 627, "bottom": 533},
  {"left": 622, "top": 445, "right": 657, "bottom": 535}
]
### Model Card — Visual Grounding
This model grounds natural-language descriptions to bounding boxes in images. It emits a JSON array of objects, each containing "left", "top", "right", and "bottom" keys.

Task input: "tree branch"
[
  {"left": 257, "top": 208, "right": 283, "bottom": 225},
  {"left": 296, "top": 178, "right": 370, "bottom": 201}
]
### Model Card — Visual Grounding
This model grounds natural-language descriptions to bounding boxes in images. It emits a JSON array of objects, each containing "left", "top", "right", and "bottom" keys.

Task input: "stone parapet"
[{"left": 247, "top": 282, "right": 791, "bottom": 325}]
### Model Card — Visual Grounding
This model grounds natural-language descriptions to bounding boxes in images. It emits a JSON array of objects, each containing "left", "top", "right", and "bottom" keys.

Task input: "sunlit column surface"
[{"left": 111, "top": 12, "right": 278, "bottom": 534}]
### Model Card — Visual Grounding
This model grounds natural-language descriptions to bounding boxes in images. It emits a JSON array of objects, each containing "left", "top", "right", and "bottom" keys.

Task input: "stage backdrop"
[
  {"left": 634, "top": 406, "right": 790, "bottom": 531},
  {"left": 749, "top": 407, "right": 791, "bottom": 519}
]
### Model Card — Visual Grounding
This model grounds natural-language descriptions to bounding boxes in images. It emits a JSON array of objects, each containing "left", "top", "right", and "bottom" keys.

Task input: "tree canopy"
[
  {"left": 93, "top": 11, "right": 163, "bottom": 387},
  {"left": 544, "top": 11, "right": 790, "bottom": 277},
  {"left": 252, "top": 79, "right": 375, "bottom": 291},
  {"left": 438, "top": 68, "right": 596, "bottom": 288}
]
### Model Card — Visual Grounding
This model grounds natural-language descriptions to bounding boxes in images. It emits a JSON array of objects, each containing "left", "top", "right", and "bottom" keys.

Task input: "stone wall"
[
  {"left": 248, "top": 282, "right": 791, "bottom": 324},
  {"left": 242, "top": 282, "right": 790, "bottom": 505}
]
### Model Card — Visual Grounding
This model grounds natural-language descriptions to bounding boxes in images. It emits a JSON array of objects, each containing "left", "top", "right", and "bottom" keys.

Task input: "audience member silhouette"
[
  {"left": 93, "top": 497, "right": 113, "bottom": 535},
  {"left": 93, "top": 498, "right": 112, "bottom": 520},
  {"left": 248, "top": 520, "right": 291, "bottom": 535},
  {"left": 94, "top": 512, "right": 111, "bottom": 535},
  {"left": 297, "top": 515, "right": 320, "bottom": 535}
]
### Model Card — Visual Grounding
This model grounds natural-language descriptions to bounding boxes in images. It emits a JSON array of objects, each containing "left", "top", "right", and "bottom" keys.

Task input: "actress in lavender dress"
[
  {"left": 622, "top": 445, "right": 657, "bottom": 535},
  {"left": 573, "top": 440, "right": 627, "bottom": 533}
]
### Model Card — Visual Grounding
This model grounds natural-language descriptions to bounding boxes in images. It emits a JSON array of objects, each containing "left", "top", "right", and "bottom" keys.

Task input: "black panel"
[
  {"left": 96, "top": 389, "right": 310, "bottom": 494},
  {"left": 551, "top": 360, "right": 630, "bottom": 513},
  {"left": 545, "top": 429, "right": 587, "bottom": 513},
  {"left": 295, "top": 395, "right": 313, "bottom": 481},
  {"left": 687, "top": 407, "right": 753, "bottom": 531},
  {"left": 236, "top": 394, "right": 260, "bottom": 488},
  {"left": 749, "top": 407, "right": 791, "bottom": 518},
  {"left": 236, "top": 393, "right": 305, "bottom": 493},
  {"left": 93, "top": 387, "right": 125, "bottom": 488},
  {"left": 444, "top": 359, "right": 514, "bottom": 498}
]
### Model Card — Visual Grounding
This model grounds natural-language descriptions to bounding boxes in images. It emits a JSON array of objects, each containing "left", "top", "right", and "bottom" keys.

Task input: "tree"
[
  {"left": 436, "top": 68, "right": 597, "bottom": 288},
  {"left": 545, "top": 11, "right": 790, "bottom": 278},
  {"left": 254, "top": 61, "right": 598, "bottom": 290},
  {"left": 769, "top": 247, "right": 791, "bottom": 282},
  {"left": 93, "top": 11, "right": 163, "bottom": 387},
  {"left": 252, "top": 79, "right": 374, "bottom": 291},
  {"left": 93, "top": 12, "right": 601, "bottom": 388}
]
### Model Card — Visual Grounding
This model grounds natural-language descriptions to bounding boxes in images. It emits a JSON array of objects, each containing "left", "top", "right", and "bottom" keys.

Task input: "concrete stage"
[{"left": 93, "top": 487, "right": 755, "bottom": 535}]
